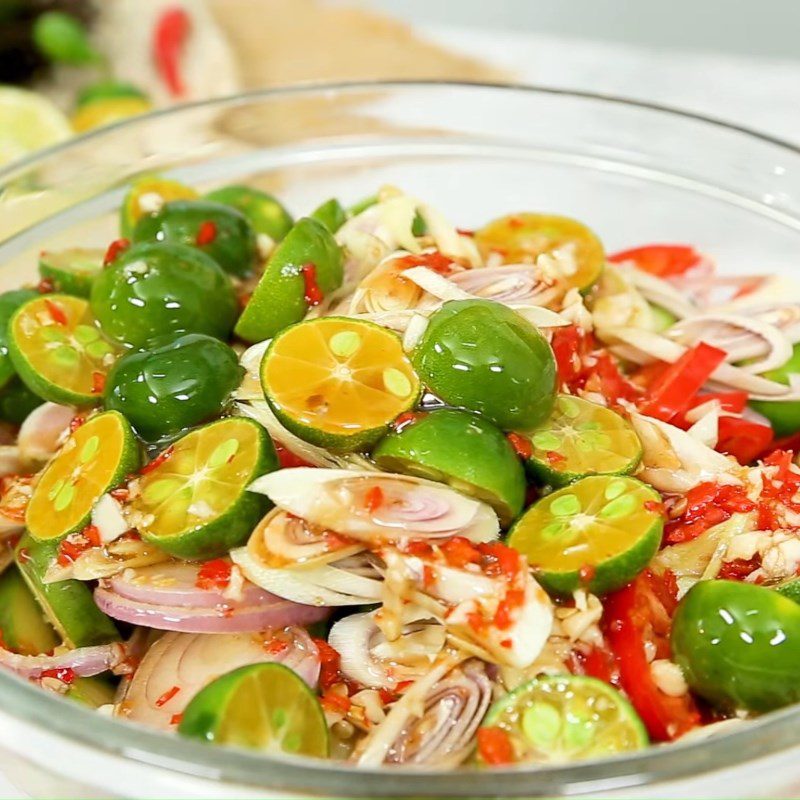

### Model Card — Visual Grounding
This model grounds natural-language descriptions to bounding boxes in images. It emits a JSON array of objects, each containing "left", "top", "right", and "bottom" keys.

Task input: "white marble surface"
[{"left": 1, "top": 24, "right": 799, "bottom": 800}]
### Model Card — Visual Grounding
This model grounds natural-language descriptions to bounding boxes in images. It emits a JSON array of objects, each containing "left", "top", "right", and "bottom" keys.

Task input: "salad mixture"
[{"left": 1, "top": 180, "right": 800, "bottom": 769}]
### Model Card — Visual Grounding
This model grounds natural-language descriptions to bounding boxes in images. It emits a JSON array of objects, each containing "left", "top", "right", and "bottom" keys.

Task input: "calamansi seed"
[
  {"left": 79, "top": 435, "right": 100, "bottom": 463},
  {"left": 208, "top": 438, "right": 240, "bottom": 468},
  {"left": 47, "top": 478, "right": 65, "bottom": 501},
  {"left": 550, "top": 493, "right": 580, "bottom": 517},
  {"left": 533, "top": 431, "right": 561, "bottom": 451},
  {"left": 53, "top": 482, "right": 76, "bottom": 512},
  {"left": 604, "top": 479, "right": 628, "bottom": 500},
  {"left": 522, "top": 702, "right": 562, "bottom": 747},
  {"left": 558, "top": 396, "right": 581, "bottom": 419},
  {"left": 599, "top": 492, "right": 638, "bottom": 520},
  {"left": 73, "top": 324, "right": 100, "bottom": 345},
  {"left": 383, "top": 367, "right": 412, "bottom": 398},
  {"left": 329, "top": 330, "right": 361, "bottom": 358}
]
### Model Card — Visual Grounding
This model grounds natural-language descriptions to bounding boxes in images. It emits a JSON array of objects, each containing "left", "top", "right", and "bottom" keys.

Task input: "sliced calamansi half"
[
  {"left": 8, "top": 294, "right": 119, "bottom": 405},
  {"left": 262, "top": 317, "right": 421, "bottom": 452},
  {"left": 474, "top": 213, "right": 605, "bottom": 293},
  {"left": 120, "top": 174, "right": 198, "bottom": 237},
  {"left": 179, "top": 662, "right": 329, "bottom": 757},
  {"left": 478, "top": 674, "right": 647, "bottom": 765},
  {"left": 26, "top": 410, "right": 139, "bottom": 542},
  {"left": 508, "top": 475, "right": 662, "bottom": 597},
  {"left": 0, "top": 87, "right": 72, "bottom": 167},
  {"left": 130, "top": 417, "right": 278, "bottom": 560},
  {"left": 38, "top": 247, "right": 104, "bottom": 297},
  {"left": 525, "top": 394, "right": 642, "bottom": 487}
]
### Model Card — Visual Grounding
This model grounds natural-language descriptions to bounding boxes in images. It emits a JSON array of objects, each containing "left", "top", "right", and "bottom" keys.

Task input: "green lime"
[
  {"left": 0, "top": 565, "right": 58, "bottom": 655},
  {"left": 508, "top": 475, "right": 662, "bottom": 596},
  {"left": 179, "top": 662, "right": 329, "bottom": 757},
  {"left": 775, "top": 577, "right": 800, "bottom": 604},
  {"left": 120, "top": 176, "right": 198, "bottom": 238},
  {"left": 474, "top": 213, "right": 605, "bottom": 293},
  {"left": 412, "top": 299, "right": 556, "bottom": 431},
  {"left": 0, "top": 378, "right": 43, "bottom": 424},
  {"left": 39, "top": 247, "right": 104, "bottom": 297},
  {"left": 76, "top": 81, "right": 148, "bottom": 108},
  {"left": 234, "top": 217, "right": 343, "bottom": 343},
  {"left": 262, "top": 316, "right": 421, "bottom": 453},
  {"left": 0, "top": 87, "right": 71, "bottom": 167},
  {"left": 372, "top": 408, "right": 525, "bottom": 526},
  {"left": 478, "top": 674, "right": 647, "bottom": 765},
  {"left": 15, "top": 533, "right": 120, "bottom": 648},
  {"left": 90, "top": 242, "right": 238, "bottom": 349},
  {"left": 8, "top": 294, "right": 120, "bottom": 405},
  {"left": 130, "top": 417, "right": 277, "bottom": 559},
  {"left": 133, "top": 199, "right": 258, "bottom": 278},
  {"left": 32, "top": 11, "right": 100, "bottom": 65},
  {"left": 26, "top": 410, "right": 139, "bottom": 542},
  {"left": 525, "top": 394, "right": 642, "bottom": 487},
  {"left": 0, "top": 288, "right": 38, "bottom": 389},
  {"left": 310, "top": 198, "right": 347, "bottom": 233},
  {"left": 750, "top": 342, "right": 800, "bottom": 437},
  {"left": 205, "top": 185, "right": 294, "bottom": 241}
]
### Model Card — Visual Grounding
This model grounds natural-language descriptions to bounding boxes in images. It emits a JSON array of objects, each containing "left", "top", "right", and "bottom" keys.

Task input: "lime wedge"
[
  {"left": 508, "top": 475, "right": 663, "bottom": 596},
  {"left": 479, "top": 674, "right": 647, "bottom": 765},
  {"left": 179, "top": 662, "right": 329, "bottom": 758},
  {"left": 0, "top": 87, "right": 71, "bottom": 167},
  {"left": 525, "top": 394, "right": 642, "bottom": 487}
]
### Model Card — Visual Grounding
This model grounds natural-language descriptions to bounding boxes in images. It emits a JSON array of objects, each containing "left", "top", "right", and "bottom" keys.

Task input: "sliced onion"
[
  {"left": 328, "top": 611, "right": 446, "bottom": 688},
  {"left": 249, "top": 468, "right": 499, "bottom": 543},
  {"left": 616, "top": 264, "right": 697, "bottom": 319},
  {"left": 355, "top": 656, "right": 463, "bottom": 766},
  {"left": 117, "top": 629, "right": 320, "bottom": 731},
  {"left": 385, "top": 660, "right": 493, "bottom": 767},
  {"left": 233, "top": 340, "right": 269, "bottom": 401},
  {"left": 17, "top": 402, "right": 75, "bottom": 470},
  {"left": 401, "top": 266, "right": 473, "bottom": 303},
  {"left": 668, "top": 313, "right": 793, "bottom": 374},
  {"left": 450, "top": 265, "right": 556, "bottom": 306},
  {"left": 0, "top": 641, "right": 125, "bottom": 680},
  {"left": 94, "top": 576, "right": 329, "bottom": 634},
  {"left": 417, "top": 202, "right": 482, "bottom": 266},
  {"left": 231, "top": 545, "right": 383, "bottom": 607}
]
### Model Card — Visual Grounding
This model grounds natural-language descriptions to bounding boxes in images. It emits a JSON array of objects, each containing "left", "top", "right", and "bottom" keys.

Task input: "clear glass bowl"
[{"left": 2, "top": 82, "right": 800, "bottom": 799}]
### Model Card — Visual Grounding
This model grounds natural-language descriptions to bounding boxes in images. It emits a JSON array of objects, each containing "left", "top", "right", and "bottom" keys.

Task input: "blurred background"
[{"left": 1, "top": 0, "right": 799, "bottom": 170}]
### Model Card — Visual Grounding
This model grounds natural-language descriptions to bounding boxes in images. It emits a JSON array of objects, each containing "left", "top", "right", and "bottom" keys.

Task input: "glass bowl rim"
[{"left": 1, "top": 80, "right": 800, "bottom": 796}]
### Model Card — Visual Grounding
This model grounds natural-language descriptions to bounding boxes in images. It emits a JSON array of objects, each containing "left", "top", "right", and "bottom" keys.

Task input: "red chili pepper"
[
  {"left": 638, "top": 343, "right": 727, "bottom": 422},
  {"left": 493, "top": 589, "right": 524, "bottom": 630},
  {"left": 82, "top": 524, "right": 101, "bottom": 548},
  {"left": 140, "top": 445, "right": 174, "bottom": 475},
  {"left": 395, "top": 251, "right": 454, "bottom": 275},
  {"left": 550, "top": 325, "right": 588, "bottom": 388},
  {"left": 170, "top": 713, "right": 184, "bottom": 726},
  {"left": 44, "top": 299, "right": 68, "bottom": 326},
  {"left": 392, "top": 411, "right": 426, "bottom": 431},
  {"left": 57, "top": 538, "right": 85, "bottom": 567},
  {"left": 476, "top": 726, "right": 514, "bottom": 765},
  {"left": 716, "top": 416, "right": 773, "bottom": 465},
  {"left": 578, "top": 563, "right": 596, "bottom": 584},
  {"left": 195, "top": 220, "right": 217, "bottom": 246},
  {"left": 440, "top": 536, "right": 481, "bottom": 569},
  {"left": 91, "top": 371, "right": 106, "bottom": 394},
  {"left": 718, "top": 557, "right": 761, "bottom": 581},
  {"left": 506, "top": 432, "right": 532, "bottom": 460},
  {"left": 546, "top": 450, "right": 566, "bottom": 465},
  {"left": 312, "top": 638, "right": 360, "bottom": 694},
  {"left": 153, "top": 7, "right": 191, "bottom": 98},
  {"left": 664, "top": 481, "right": 755, "bottom": 544},
  {"left": 455, "top": 228, "right": 475, "bottom": 237},
  {"left": 608, "top": 244, "right": 702, "bottom": 278},
  {"left": 477, "top": 541, "right": 521, "bottom": 581},
  {"left": 273, "top": 442, "right": 313, "bottom": 469},
  {"left": 603, "top": 572, "right": 700, "bottom": 741},
  {"left": 364, "top": 485, "right": 384, "bottom": 513},
  {"left": 103, "top": 238, "right": 130, "bottom": 266},
  {"left": 422, "top": 564, "right": 436, "bottom": 589},
  {"left": 69, "top": 415, "right": 85, "bottom": 433},
  {"left": 264, "top": 638, "right": 290, "bottom": 655},
  {"left": 155, "top": 685, "right": 181, "bottom": 708},
  {"left": 320, "top": 691, "right": 351, "bottom": 714},
  {"left": 301, "top": 263, "right": 324, "bottom": 307},
  {"left": 36, "top": 277, "right": 55, "bottom": 294},
  {"left": 40, "top": 667, "right": 76, "bottom": 685},
  {"left": 195, "top": 559, "right": 232, "bottom": 591},
  {"left": 570, "top": 645, "right": 618, "bottom": 685},
  {"left": 589, "top": 352, "right": 641, "bottom": 407}
]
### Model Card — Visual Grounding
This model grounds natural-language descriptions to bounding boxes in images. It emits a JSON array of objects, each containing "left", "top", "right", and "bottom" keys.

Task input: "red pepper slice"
[
  {"left": 608, "top": 244, "right": 701, "bottom": 278},
  {"left": 716, "top": 416, "right": 773, "bottom": 465},
  {"left": 638, "top": 342, "right": 726, "bottom": 422},
  {"left": 476, "top": 727, "right": 514, "bottom": 765},
  {"left": 274, "top": 442, "right": 314, "bottom": 469},
  {"left": 153, "top": 7, "right": 191, "bottom": 98},
  {"left": 301, "top": 263, "right": 324, "bottom": 307},
  {"left": 603, "top": 572, "right": 700, "bottom": 741},
  {"left": 103, "top": 238, "right": 130, "bottom": 266}
]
